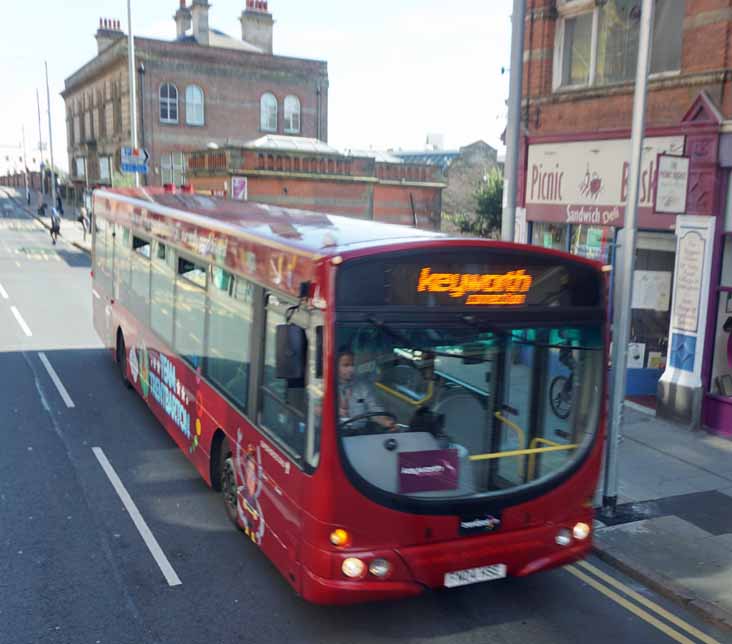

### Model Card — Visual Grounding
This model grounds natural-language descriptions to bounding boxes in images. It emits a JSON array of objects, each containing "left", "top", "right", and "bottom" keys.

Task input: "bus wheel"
[
  {"left": 116, "top": 331, "right": 132, "bottom": 389},
  {"left": 221, "top": 456, "right": 241, "bottom": 528}
]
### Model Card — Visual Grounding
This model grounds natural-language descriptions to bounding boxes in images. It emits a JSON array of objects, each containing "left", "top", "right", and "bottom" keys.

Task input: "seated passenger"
[{"left": 338, "top": 349, "right": 395, "bottom": 431}]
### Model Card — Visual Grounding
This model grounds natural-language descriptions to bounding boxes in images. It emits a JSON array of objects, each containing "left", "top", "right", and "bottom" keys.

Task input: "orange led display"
[{"left": 417, "top": 267, "right": 532, "bottom": 305}]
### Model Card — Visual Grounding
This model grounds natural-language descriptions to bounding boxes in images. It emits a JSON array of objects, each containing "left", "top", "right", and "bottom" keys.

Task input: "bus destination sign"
[{"left": 416, "top": 267, "right": 533, "bottom": 306}]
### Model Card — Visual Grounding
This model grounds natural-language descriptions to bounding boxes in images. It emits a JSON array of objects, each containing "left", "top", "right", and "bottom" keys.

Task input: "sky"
[{"left": 0, "top": 0, "right": 512, "bottom": 174}]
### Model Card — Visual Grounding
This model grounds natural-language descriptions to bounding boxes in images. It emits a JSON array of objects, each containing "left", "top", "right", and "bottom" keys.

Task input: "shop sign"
[
  {"left": 231, "top": 176, "right": 248, "bottom": 201},
  {"left": 526, "top": 136, "right": 684, "bottom": 227},
  {"left": 654, "top": 154, "right": 690, "bottom": 214}
]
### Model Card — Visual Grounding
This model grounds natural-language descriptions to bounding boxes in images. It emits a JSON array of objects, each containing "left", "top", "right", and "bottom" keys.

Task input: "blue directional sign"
[{"left": 121, "top": 147, "right": 149, "bottom": 174}]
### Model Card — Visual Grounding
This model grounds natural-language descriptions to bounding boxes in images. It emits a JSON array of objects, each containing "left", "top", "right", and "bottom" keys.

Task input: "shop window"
[
  {"left": 570, "top": 225, "right": 613, "bottom": 264},
  {"left": 99, "top": 157, "right": 111, "bottom": 183},
  {"left": 710, "top": 235, "right": 732, "bottom": 397},
  {"left": 531, "top": 222, "right": 568, "bottom": 252},
  {"left": 556, "top": 0, "right": 684, "bottom": 90}
]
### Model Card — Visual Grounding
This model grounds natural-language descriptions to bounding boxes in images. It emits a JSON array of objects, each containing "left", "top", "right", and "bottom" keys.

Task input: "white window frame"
[
  {"left": 553, "top": 0, "right": 681, "bottom": 92},
  {"left": 160, "top": 83, "right": 179, "bottom": 124},
  {"left": 161, "top": 152, "right": 186, "bottom": 186},
  {"left": 185, "top": 85, "right": 205, "bottom": 126},
  {"left": 283, "top": 95, "right": 301, "bottom": 134},
  {"left": 260, "top": 92, "right": 278, "bottom": 132}
]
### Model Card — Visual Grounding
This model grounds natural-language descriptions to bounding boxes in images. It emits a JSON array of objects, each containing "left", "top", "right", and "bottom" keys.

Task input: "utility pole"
[
  {"left": 602, "top": 0, "right": 655, "bottom": 516},
  {"left": 127, "top": 0, "right": 140, "bottom": 188},
  {"left": 501, "top": 0, "right": 526, "bottom": 242},
  {"left": 22, "top": 126, "right": 29, "bottom": 203},
  {"left": 36, "top": 89, "right": 45, "bottom": 197},
  {"left": 45, "top": 61, "right": 57, "bottom": 215}
]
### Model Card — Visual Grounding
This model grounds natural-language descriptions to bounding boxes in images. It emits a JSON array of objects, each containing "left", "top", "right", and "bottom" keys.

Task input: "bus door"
[{"left": 253, "top": 293, "right": 314, "bottom": 587}]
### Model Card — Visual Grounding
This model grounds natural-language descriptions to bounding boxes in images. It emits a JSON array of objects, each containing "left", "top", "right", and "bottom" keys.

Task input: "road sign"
[{"left": 121, "top": 147, "right": 149, "bottom": 174}]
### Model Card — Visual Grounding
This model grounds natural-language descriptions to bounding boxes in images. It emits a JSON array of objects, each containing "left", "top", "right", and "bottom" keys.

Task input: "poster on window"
[
  {"left": 231, "top": 176, "right": 248, "bottom": 201},
  {"left": 627, "top": 343, "right": 646, "bottom": 369},
  {"left": 632, "top": 271, "right": 672, "bottom": 312},
  {"left": 654, "top": 154, "right": 689, "bottom": 214}
]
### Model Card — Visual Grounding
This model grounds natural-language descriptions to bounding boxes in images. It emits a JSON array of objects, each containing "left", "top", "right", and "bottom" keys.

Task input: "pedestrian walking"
[
  {"left": 50, "top": 207, "right": 61, "bottom": 245},
  {"left": 56, "top": 194, "right": 64, "bottom": 215},
  {"left": 78, "top": 206, "right": 89, "bottom": 241}
]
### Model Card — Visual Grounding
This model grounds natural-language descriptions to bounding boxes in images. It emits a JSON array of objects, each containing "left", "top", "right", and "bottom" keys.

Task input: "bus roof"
[{"left": 95, "top": 187, "right": 445, "bottom": 258}]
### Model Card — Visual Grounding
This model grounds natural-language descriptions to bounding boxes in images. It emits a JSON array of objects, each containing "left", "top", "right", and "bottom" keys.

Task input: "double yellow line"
[{"left": 566, "top": 560, "right": 722, "bottom": 644}]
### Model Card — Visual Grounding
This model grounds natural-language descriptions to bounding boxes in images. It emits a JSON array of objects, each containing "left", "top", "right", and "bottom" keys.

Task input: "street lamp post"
[
  {"left": 45, "top": 61, "right": 57, "bottom": 215},
  {"left": 127, "top": 0, "right": 140, "bottom": 188}
]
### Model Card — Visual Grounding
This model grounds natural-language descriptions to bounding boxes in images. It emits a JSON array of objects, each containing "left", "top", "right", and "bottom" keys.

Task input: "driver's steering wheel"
[{"left": 339, "top": 411, "right": 398, "bottom": 436}]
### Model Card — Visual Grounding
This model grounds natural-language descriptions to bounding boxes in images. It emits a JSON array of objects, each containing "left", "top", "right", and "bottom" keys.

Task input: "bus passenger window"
[
  {"left": 175, "top": 257, "right": 207, "bottom": 368},
  {"left": 260, "top": 306, "right": 307, "bottom": 456},
  {"left": 151, "top": 242, "right": 175, "bottom": 345},
  {"left": 205, "top": 272, "right": 253, "bottom": 414}
]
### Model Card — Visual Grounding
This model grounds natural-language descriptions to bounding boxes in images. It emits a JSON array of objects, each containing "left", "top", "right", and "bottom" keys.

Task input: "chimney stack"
[
  {"left": 174, "top": 1, "right": 192, "bottom": 39},
  {"left": 240, "top": 0, "right": 274, "bottom": 54},
  {"left": 191, "top": 0, "right": 211, "bottom": 46},
  {"left": 96, "top": 17, "right": 124, "bottom": 54}
]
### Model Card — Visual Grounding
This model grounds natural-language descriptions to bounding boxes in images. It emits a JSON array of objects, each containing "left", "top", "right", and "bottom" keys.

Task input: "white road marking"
[
  {"left": 10, "top": 306, "right": 32, "bottom": 336},
  {"left": 0, "top": 283, "right": 7, "bottom": 299},
  {"left": 38, "top": 352, "right": 75, "bottom": 409},
  {"left": 624, "top": 400, "right": 656, "bottom": 417},
  {"left": 92, "top": 447, "right": 182, "bottom": 587}
]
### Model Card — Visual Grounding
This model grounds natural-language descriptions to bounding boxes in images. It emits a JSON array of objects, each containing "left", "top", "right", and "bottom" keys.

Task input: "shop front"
[{"left": 521, "top": 94, "right": 726, "bottom": 429}]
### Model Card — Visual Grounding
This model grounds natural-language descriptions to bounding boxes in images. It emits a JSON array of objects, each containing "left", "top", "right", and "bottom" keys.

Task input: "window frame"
[
  {"left": 185, "top": 85, "right": 205, "bottom": 127},
  {"left": 283, "top": 95, "right": 301, "bottom": 134},
  {"left": 553, "top": 0, "right": 682, "bottom": 92},
  {"left": 260, "top": 92, "right": 278, "bottom": 133},
  {"left": 159, "top": 83, "right": 179, "bottom": 124}
]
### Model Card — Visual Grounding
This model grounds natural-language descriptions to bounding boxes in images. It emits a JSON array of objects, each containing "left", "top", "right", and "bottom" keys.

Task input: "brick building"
[
  {"left": 62, "top": 1, "right": 328, "bottom": 195},
  {"left": 515, "top": 0, "right": 732, "bottom": 432},
  {"left": 185, "top": 135, "right": 446, "bottom": 230}
]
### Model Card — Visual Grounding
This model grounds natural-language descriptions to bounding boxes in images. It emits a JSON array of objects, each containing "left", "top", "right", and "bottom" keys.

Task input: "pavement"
[
  {"left": 595, "top": 403, "right": 732, "bottom": 633},
  {"left": 1, "top": 187, "right": 92, "bottom": 254},
  {"left": 3, "top": 184, "right": 732, "bottom": 635}
]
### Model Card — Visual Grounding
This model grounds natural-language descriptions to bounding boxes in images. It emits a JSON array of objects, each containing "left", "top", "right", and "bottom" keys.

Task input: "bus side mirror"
[{"left": 276, "top": 324, "right": 307, "bottom": 380}]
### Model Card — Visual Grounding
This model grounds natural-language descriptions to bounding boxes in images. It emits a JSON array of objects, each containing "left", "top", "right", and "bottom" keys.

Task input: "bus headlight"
[
  {"left": 555, "top": 528, "right": 572, "bottom": 547},
  {"left": 573, "top": 522, "right": 591, "bottom": 541},
  {"left": 368, "top": 558, "right": 392, "bottom": 578},
  {"left": 342, "top": 557, "right": 366, "bottom": 579}
]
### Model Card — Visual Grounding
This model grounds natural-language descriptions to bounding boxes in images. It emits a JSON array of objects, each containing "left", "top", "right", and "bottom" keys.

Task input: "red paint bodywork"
[{"left": 92, "top": 188, "right": 607, "bottom": 605}]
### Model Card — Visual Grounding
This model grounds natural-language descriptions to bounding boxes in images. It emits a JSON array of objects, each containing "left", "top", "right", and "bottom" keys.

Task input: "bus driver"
[{"left": 337, "top": 349, "right": 396, "bottom": 431}]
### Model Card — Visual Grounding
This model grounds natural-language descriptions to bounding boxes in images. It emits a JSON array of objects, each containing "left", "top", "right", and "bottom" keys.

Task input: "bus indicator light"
[
  {"left": 329, "top": 528, "right": 351, "bottom": 547},
  {"left": 416, "top": 267, "right": 533, "bottom": 305}
]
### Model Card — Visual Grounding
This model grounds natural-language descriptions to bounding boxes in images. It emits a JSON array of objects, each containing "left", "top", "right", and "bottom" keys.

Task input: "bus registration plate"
[{"left": 444, "top": 564, "right": 507, "bottom": 588}]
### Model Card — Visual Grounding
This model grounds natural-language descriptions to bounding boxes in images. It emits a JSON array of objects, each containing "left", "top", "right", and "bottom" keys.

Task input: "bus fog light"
[
  {"left": 368, "top": 558, "right": 392, "bottom": 578},
  {"left": 555, "top": 528, "right": 572, "bottom": 547},
  {"left": 573, "top": 522, "right": 591, "bottom": 541},
  {"left": 342, "top": 557, "right": 366, "bottom": 579},
  {"left": 330, "top": 528, "right": 351, "bottom": 547}
]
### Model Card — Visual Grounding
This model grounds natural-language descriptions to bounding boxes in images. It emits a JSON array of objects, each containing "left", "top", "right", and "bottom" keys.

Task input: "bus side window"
[
  {"left": 175, "top": 256, "right": 207, "bottom": 368},
  {"left": 204, "top": 272, "right": 253, "bottom": 414},
  {"left": 260, "top": 304, "right": 307, "bottom": 457}
]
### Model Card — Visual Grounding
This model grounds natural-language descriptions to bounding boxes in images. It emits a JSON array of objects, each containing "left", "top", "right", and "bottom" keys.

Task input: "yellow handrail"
[
  {"left": 468, "top": 444, "right": 577, "bottom": 462},
  {"left": 375, "top": 380, "right": 434, "bottom": 406},
  {"left": 493, "top": 412, "right": 525, "bottom": 451},
  {"left": 527, "top": 437, "right": 578, "bottom": 480}
]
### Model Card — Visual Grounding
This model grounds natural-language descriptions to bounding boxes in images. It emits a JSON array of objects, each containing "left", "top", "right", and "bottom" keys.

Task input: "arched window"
[
  {"left": 283, "top": 95, "right": 301, "bottom": 134},
  {"left": 185, "top": 85, "right": 204, "bottom": 126},
  {"left": 160, "top": 83, "right": 178, "bottom": 123},
  {"left": 260, "top": 93, "right": 277, "bottom": 132}
]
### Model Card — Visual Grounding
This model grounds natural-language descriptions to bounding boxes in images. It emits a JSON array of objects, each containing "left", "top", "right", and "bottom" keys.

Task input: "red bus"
[{"left": 92, "top": 187, "right": 607, "bottom": 604}]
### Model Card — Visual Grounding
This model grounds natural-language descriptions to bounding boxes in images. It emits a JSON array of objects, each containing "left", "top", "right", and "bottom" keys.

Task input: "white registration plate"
[{"left": 444, "top": 564, "right": 507, "bottom": 588}]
